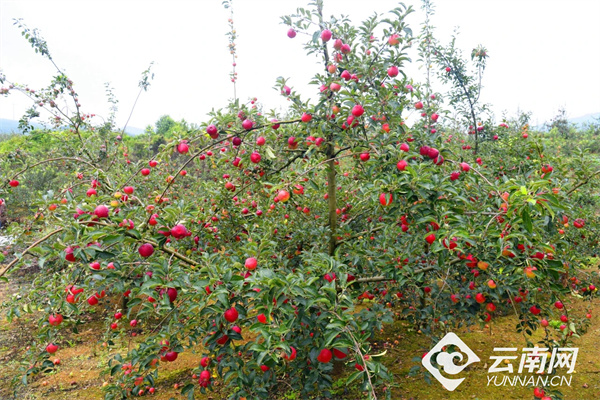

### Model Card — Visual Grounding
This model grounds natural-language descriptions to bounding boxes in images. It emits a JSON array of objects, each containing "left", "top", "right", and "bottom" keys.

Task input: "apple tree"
[{"left": 1, "top": 1, "right": 599, "bottom": 399}]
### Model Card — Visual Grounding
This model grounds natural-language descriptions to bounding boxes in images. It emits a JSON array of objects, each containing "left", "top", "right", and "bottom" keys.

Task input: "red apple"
[
  {"left": 199, "top": 370, "right": 211, "bottom": 386},
  {"left": 224, "top": 307, "right": 239, "bottom": 323},
  {"left": 277, "top": 190, "right": 290, "bottom": 202},
  {"left": 242, "top": 119, "right": 253, "bottom": 130},
  {"left": 426, "top": 234, "right": 436, "bottom": 245},
  {"left": 167, "top": 287, "right": 178, "bottom": 302},
  {"left": 560, "top": 315, "right": 568, "bottom": 322},
  {"left": 94, "top": 205, "right": 109, "bottom": 218},
  {"left": 170, "top": 224, "right": 188, "bottom": 239},
  {"left": 283, "top": 346, "right": 297, "bottom": 361},
  {"left": 351, "top": 104, "right": 364, "bottom": 117},
  {"left": 288, "top": 137, "right": 298, "bottom": 149},
  {"left": 554, "top": 301, "right": 564, "bottom": 309},
  {"left": 250, "top": 152, "right": 261, "bottom": 163},
  {"left": 177, "top": 141, "right": 189, "bottom": 154},
  {"left": 427, "top": 147, "right": 439, "bottom": 160},
  {"left": 87, "top": 295, "right": 98, "bottom": 306},
  {"left": 245, "top": 257, "right": 258, "bottom": 270},
  {"left": 333, "top": 348, "right": 347, "bottom": 359},
  {"left": 49, "top": 314, "right": 63, "bottom": 326},
  {"left": 317, "top": 348, "right": 332, "bottom": 363},
  {"left": 46, "top": 343, "right": 58, "bottom": 354},
  {"left": 529, "top": 305, "right": 541, "bottom": 315},
  {"left": 138, "top": 243, "right": 154, "bottom": 258},
  {"left": 165, "top": 351, "right": 178, "bottom": 362},
  {"left": 533, "top": 387, "right": 545, "bottom": 398},
  {"left": 379, "top": 193, "right": 393, "bottom": 206},
  {"left": 206, "top": 124, "right": 218, "bottom": 138}
]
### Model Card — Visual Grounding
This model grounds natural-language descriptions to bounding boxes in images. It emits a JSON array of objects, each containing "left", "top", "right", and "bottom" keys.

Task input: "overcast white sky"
[{"left": 1, "top": 0, "right": 599, "bottom": 131}]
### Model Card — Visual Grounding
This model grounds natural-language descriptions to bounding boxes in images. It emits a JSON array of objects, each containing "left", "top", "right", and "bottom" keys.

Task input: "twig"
[
  {"left": 342, "top": 325, "right": 377, "bottom": 399},
  {"left": 3, "top": 157, "right": 101, "bottom": 188},
  {"left": 566, "top": 170, "right": 600, "bottom": 195},
  {"left": 0, "top": 228, "right": 64, "bottom": 277},
  {"left": 336, "top": 226, "right": 385, "bottom": 247},
  {"left": 353, "top": 258, "right": 462, "bottom": 284}
]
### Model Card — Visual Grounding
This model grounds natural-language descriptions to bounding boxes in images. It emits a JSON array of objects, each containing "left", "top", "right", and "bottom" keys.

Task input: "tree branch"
[
  {"left": 566, "top": 169, "right": 600, "bottom": 195},
  {"left": 0, "top": 228, "right": 64, "bottom": 278},
  {"left": 353, "top": 258, "right": 462, "bottom": 284}
]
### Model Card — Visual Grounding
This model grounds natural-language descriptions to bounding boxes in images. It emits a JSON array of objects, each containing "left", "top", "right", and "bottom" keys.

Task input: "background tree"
[
  {"left": 546, "top": 107, "right": 573, "bottom": 139},
  {"left": 154, "top": 115, "right": 176, "bottom": 136}
]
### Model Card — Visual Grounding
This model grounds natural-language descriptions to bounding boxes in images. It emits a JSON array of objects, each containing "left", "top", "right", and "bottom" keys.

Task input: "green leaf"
[
  {"left": 521, "top": 208, "right": 533, "bottom": 233},
  {"left": 181, "top": 383, "right": 194, "bottom": 395},
  {"left": 128, "top": 229, "right": 142, "bottom": 240},
  {"left": 569, "top": 322, "right": 577, "bottom": 333},
  {"left": 266, "top": 146, "right": 276, "bottom": 159},
  {"left": 323, "top": 329, "right": 340, "bottom": 348},
  {"left": 110, "top": 364, "right": 121, "bottom": 376}
]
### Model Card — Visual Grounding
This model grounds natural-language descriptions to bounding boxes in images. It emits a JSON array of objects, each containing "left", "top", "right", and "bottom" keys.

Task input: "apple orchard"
[{"left": 1, "top": 1, "right": 599, "bottom": 399}]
